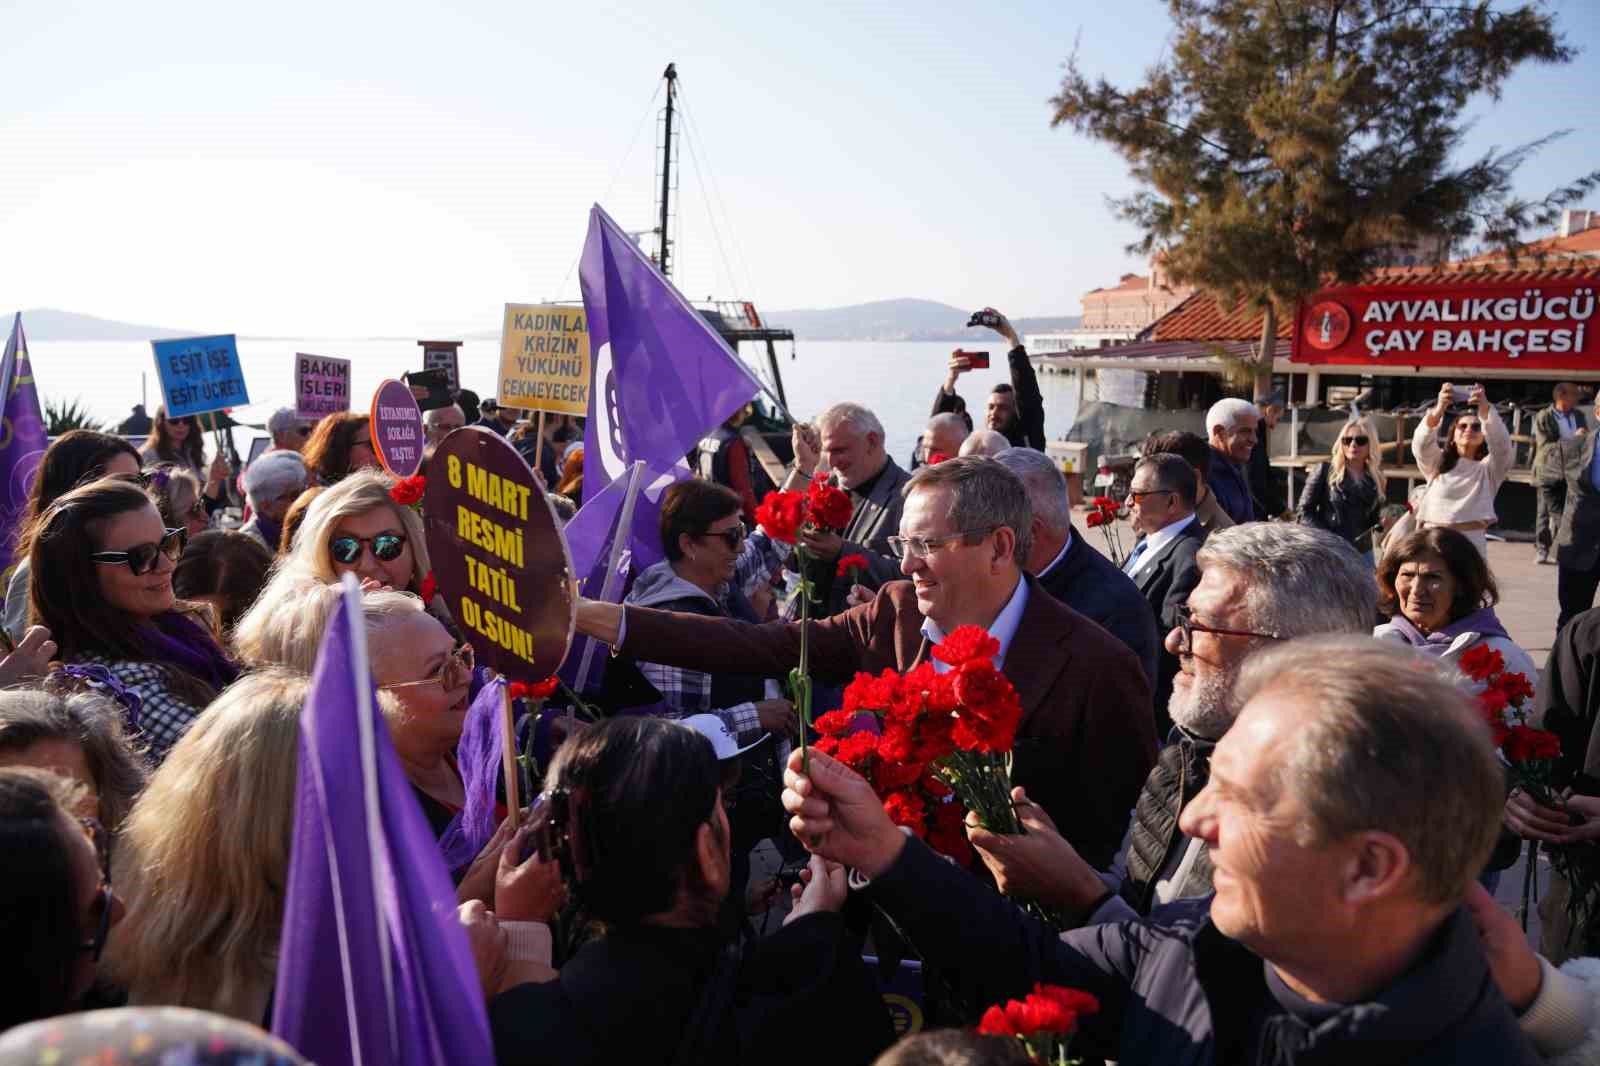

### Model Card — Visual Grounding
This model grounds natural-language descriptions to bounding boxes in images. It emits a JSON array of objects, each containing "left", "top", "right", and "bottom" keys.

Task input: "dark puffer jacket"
[
  {"left": 869, "top": 839, "right": 1540, "bottom": 1066},
  {"left": 1120, "top": 730, "right": 1216, "bottom": 913},
  {"left": 1297, "top": 463, "right": 1382, "bottom": 551}
]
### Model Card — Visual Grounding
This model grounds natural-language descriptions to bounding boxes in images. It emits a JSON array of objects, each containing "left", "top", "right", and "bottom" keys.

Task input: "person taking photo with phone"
[
  {"left": 1413, "top": 382, "right": 1512, "bottom": 558},
  {"left": 933, "top": 306, "right": 1045, "bottom": 451}
]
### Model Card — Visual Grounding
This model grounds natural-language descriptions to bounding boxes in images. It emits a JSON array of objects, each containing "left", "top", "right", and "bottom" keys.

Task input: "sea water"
[{"left": 27, "top": 338, "right": 1080, "bottom": 465}]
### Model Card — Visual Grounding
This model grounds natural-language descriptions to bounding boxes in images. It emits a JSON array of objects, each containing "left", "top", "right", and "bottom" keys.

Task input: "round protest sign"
[
  {"left": 423, "top": 427, "right": 574, "bottom": 680},
  {"left": 370, "top": 378, "right": 424, "bottom": 477}
]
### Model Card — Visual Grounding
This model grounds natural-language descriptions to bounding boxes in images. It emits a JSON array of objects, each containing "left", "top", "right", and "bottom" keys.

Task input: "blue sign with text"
[{"left": 151, "top": 334, "right": 251, "bottom": 418}]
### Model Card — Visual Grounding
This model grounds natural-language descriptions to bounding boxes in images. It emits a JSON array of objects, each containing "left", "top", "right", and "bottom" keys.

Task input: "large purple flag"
[
  {"left": 0, "top": 315, "right": 49, "bottom": 577},
  {"left": 271, "top": 576, "right": 493, "bottom": 1066}
]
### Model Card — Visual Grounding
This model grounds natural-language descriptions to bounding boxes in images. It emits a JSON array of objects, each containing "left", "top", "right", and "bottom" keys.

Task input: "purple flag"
[
  {"left": 0, "top": 315, "right": 49, "bottom": 577},
  {"left": 437, "top": 676, "right": 507, "bottom": 871},
  {"left": 271, "top": 576, "right": 493, "bottom": 1066},
  {"left": 579, "top": 202, "right": 762, "bottom": 566}
]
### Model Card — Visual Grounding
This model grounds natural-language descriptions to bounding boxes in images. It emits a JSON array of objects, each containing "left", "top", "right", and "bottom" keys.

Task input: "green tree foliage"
[
  {"left": 43, "top": 396, "right": 104, "bottom": 435},
  {"left": 1051, "top": 1, "right": 1600, "bottom": 389}
]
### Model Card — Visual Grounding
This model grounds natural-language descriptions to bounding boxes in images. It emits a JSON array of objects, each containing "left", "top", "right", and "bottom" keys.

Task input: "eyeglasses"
[
  {"left": 697, "top": 522, "right": 748, "bottom": 550},
  {"left": 887, "top": 527, "right": 996, "bottom": 560},
  {"left": 91, "top": 527, "right": 186, "bottom": 575},
  {"left": 330, "top": 532, "right": 408, "bottom": 565},
  {"left": 381, "top": 642, "right": 475, "bottom": 692},
  {"left": 1171, "top": 603, "right": 1282, "bottom": 653},
  {"left": 1127, "top": 489, "right": 1175, "bottom": 504},
  {"left": 76, "top": 817, "right": 113, "bottom": 963},
  {"left": 1456, "top": 421, "right": 1483, "bottom": 432},
  {"left": 1341, "top": 435, "right": 1370, "bottom": 446}
]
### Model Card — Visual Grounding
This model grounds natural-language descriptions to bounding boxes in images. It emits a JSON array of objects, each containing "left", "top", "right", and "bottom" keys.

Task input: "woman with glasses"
[
  {"left": 301, "top": 411, "right": 381, "bottom": 485},
  {"left": 0, "top": 766, "right": 125, "bottom": 1032},
  {"left": 1297, "top": 415, "right": 1387, "bottom": 556},
  {"left": 5, "top": 430, "right": 144, "bottom": 645},
  {"left": 26, "top": 478, "right": 239, "bottom": 763},
  {"left": 1412, "top": 381, "right": 1513, "bottom": 557},
  {"left": 277, "top": 468, "right": 432, "bottom": 597},
  {"left": 139, "top": 408, "right": 230, "bottom": 511},
  {"left": 624, "top": 479, "right": 797, "bottom": 747},
  {"left": 147, "top": 464, "right": 213, "bottom": 539}
]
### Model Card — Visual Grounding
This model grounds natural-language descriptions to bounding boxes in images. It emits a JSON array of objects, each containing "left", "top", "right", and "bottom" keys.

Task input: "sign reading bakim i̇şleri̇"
[
  {"left": 151, "top": 335, "right": 251, "bottom": 418},
  {"left": 498, "top": 304, "right": 590, "bottom": 416},
  {"left": 296, "top": 353, "right": 352, "bottom": 420}
]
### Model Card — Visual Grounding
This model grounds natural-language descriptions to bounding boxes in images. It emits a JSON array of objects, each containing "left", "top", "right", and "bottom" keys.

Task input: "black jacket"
[
  {"left": 488, "top": 915, "right": 893, "bottom": 1066},
  {"left": 932, "top": 345, "right": 1046, "bottom": 451},
  {"left": 1121, "top": 730, "right": 1216, "bottom": 914},
  {"left": 869, "top": 839, "right": 1540, "bottom": 1065},
  {"left": 1557, "top": 432, "right": 1600, "bottom": 572},
  {"left": 1297, "top": 464, "right": 1382, "bottom": 551},
  {"left": 1129, "top": 518, "right": 1207, "bottom": 734},
  {"left": 1037, "top": 532, "right": 1159, "bottom": 692}
]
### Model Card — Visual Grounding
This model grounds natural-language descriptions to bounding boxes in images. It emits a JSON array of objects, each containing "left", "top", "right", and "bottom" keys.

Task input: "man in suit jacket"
[
  {"left": 994, "top": 447, "right": 1159, "bottom": 692},
  {"left": 1536, "top": 383, "right": 1590, "bottom": 564},
  {"left": 575, "top": 456, "right": 1158, "bottom": 870},
  {"left": 1555, "top": 412, "right": 1600, "bottom": 632},
  {"left": 789, "top": 403, "right": 913, "bottom": 618},
  {"left": 1123, "top": 454, "right": 1208, "bottom": 737}
]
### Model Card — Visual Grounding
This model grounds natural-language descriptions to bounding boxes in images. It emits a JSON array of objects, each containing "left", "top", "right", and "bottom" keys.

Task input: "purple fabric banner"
[
  {"left": 271, "top": 577, "right": 493, "bottom": 1066},
  {"left": 0, "top": 315, "right": 49, "bottom": 577},
  {"left": 437, "top": 675, "right": 507, "bottom": 871}
]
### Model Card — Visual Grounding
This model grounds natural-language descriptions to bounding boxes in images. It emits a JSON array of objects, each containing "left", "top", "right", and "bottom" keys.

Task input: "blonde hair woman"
[
  {"left": 231, "top": 574, "right": 345, "bottom": 672},
  {"left": 281, "top": 468, "right": 430, "bottom": 594},
  {"left": 1297, "top": 415, "right": 1387, "bottom": 554},
  {"left": 102, "top": 668, "right": 308, "bottom": 1023}
]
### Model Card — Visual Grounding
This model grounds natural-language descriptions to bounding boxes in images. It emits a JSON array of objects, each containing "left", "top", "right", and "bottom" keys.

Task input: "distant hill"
[
  {"left": 765, "top": 298, "right": 1080, "bottom": 341},
  {"left": 0, "top": 308, "right": 200, "bottom": 342}
]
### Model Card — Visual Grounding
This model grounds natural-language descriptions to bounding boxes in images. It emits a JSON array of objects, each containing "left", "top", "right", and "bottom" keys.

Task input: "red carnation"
[
  {"left": 1086, "top": 510, "right": 1107, "bottom": 528},
  {"left": 390, "top": 475, "right": 426, "bottom": 507},
  {"left": 806, "top": 473, "right": 854, "bottom": 532},
  {"left": 927, "top": 451, "right": 951, "bottom": 465},
  {"left": 875, "top": 755, "right": 926, "bottom": 792},
  {"left": 833, "top": 731, "right": 878, "bottom": 772},
  {"left": 926, "top": 797, "right": 972, "bottom": 868},
  {"left": 418, "top": 570, "right": 438, "bottom": 604},
  {"left": 843, "top": 669, "right": 902, "bottom": 715},
  {"left": 883, "top": 790, "right": 927, "bottom": 836},
  {"left": 952, "top": 660, "right": 1025, "bottom": 753},
  {"left": 1504, "top": 725, "right": 1561, "bottom": 764},
  {"left": 1493, "top": 670, "right": 1536, "bottom": 707},
  {"left": 932, "top": 625, "right": 1000, "bottom": 668},
  {"left": 509, "top": 676, "right": 560, "bottom": 702},
  {"left": 755, "top": 490, "right": 806, "bottom": 544},
  {"left": 1031, "top": 983, "right": 1100, "bottom": 1020},
  {"left": 1478, "top": 686, "right": 1510, "bottom": 721},
  {"left": 813, "top": 709, "right": 857, "bottom": 737},
  {"left": 836, "top": 553, "right": 869, "bottom": 579},
  {"left": 1458, "top": 644, "right": 1505, "bottom": 683},
  {"left": 977, "top": 1005, "right": 1020, "bottom": 1038}
]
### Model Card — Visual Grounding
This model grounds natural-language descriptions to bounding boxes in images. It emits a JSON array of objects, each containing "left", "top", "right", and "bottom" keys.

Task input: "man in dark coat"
[
  {"left": 1122, "top": 454, "right": 1207, "bottom": 733},
  {"left": 932, "top": 307, "right": 1045, "bottom": 451},
  {"left": 1205, "top": 397, "right": 1261, "bottom": 525},
  {"left": 575, "top": 457, "right": 1156, "bottom": 870},
  {"left": 995, "top": 447, "right": 1158, "bottom": 691},
  {"left": 1247, "top": 388, "right": 1287, "bottom": 518},
  {"left": 784, "top": 637, "right": 1540, "bottom": 1066}
]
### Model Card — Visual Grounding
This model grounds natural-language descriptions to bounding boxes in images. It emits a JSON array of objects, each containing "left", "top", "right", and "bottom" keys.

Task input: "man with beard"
[
  {"left": 967, "top": 523, "right": 1372, "bottom": 922},
  {"left": 933, "top": 307, "right": 1045, "bottom": 451}
]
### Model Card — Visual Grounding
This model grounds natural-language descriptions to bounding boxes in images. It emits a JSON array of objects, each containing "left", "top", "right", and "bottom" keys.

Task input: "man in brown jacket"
[{"left": 575, "top": 457, "right": 1157, "bottom": 869}]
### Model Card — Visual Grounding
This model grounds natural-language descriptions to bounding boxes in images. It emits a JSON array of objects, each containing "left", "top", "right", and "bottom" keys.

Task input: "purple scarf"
[
  {"left": 1384, "top": 606, "right": 1509, "bottom": 657},
  {"left": 138, "top": 611, "right": 240, "bottom": 692}
]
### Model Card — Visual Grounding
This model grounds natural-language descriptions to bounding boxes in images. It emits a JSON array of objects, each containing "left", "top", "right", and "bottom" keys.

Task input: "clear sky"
[{"left": 3, "top": 0, "right": 1597, "bottom": 337}]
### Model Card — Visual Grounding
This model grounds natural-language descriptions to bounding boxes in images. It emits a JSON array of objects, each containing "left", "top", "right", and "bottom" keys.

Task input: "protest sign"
[
  {"left": 295, "top": 353, "right": 352, "bottom": 420},
  {"left": 498, "top": 304, "right": 590, "bottom": 415},
  {"left": 418, "top": 340, "right": 462, "bottom": 392},
  {"left": 423, "top": 427, "right": 574, "bottom": 682},
  {"left": 150, "top": 334, "right": 250, "bottom": 418},
  {"left": 369, "top": 379, "right": 424, "bottom": 478}
]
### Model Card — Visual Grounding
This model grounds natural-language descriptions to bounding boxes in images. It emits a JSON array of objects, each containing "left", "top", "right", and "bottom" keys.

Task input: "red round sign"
[
  {"left": 370, "top": 378, "right": 425, "bottom": 477},
  {"left": 1303, "top": 301, "right": 1353, "bottom": 351},
  {"left": 422, "top": 427, "right": 574, "bottom": 680}
]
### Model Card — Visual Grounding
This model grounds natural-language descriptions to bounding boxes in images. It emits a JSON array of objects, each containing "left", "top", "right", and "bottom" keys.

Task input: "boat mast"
[{"left": 656, "top": 62, "right": 678, "bottom": 279}]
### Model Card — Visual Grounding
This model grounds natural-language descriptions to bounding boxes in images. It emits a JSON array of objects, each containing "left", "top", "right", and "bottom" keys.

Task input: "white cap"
[{"left": 681, "top": 714, "right": 772, "bottom": 760}]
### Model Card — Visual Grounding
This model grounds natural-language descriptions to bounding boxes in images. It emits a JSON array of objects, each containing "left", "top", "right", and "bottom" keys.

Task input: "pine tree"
[{"left": 1051, "top": 0, "right": 1600, "bottom": 397}]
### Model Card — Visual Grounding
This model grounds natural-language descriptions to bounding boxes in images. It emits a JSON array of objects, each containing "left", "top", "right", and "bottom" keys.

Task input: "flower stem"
[{"left": 797, "top": 544, "right": 814, "bottom": 773}]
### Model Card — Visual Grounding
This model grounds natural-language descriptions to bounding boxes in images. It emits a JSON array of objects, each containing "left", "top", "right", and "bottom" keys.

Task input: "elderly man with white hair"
[
  {"left": 921, "top": 412, "right": 967, "bottom": 465},
  {"left": 1205, "top": 397, "right": 1262, "bottom": 525},
  {"left": 266, "top": 407, "right": 310, "bottom": 453},
  {"left": 238, "top": 450, "right": 308, "bottom": 552},
  {"left": 958, "top": 429, "right": 1009, "bottom": 458}
]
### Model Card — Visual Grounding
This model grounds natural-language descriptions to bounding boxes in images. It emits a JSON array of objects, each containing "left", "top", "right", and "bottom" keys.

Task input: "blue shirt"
[{"left": 921, "top": 573, "right": 1029, "bottom": 673}]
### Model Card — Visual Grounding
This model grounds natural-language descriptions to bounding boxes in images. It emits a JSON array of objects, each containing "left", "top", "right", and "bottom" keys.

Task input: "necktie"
[{"left": 1124, "top": 538, "right": 1150, "bottom": 575}]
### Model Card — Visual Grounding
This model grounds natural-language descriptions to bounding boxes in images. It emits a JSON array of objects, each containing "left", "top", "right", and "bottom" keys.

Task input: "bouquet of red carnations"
[
  {"left": 1083, "top": 495, "right": 1127, "bottom": 567},
  {"left": 977, "top": 983, "right": 1099, "bottom": 1064}
]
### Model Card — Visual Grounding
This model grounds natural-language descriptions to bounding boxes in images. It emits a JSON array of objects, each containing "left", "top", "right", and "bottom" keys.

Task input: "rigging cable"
[{"left": 675, "top": 77, "right": 763, "bottom": 309}]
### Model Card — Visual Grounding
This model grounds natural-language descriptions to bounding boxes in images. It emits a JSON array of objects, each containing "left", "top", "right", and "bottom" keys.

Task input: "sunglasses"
[
  {"left": 1456, "top": 421, "right": 1483, "bottom": 432},
  {"left": 91, "top": 527, "right": 186, "bottom": 575},
  {"left": 381, "top": 642, "right": 475, "bottom": 692},
  {"left": 330, "top": 532, "right": 408, "bottom": 565},
  {"left": 698, "top": 522, "right": 748, "bottom": 550},
  {"left": 1341, "top": 435, "right": 1370, "bottom": 446}
]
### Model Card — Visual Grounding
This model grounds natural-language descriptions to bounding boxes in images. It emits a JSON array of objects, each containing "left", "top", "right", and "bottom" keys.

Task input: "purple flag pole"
[
  {"left": 272, "top": 574, "right": 493, "bottom": 1066},
  {"left": 0, "top": 315, "right": 50, "bottom": 578}
]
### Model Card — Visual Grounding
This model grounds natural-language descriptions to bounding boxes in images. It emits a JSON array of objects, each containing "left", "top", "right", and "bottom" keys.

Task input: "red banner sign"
[{"left": 1291, "top": 276, "right": 1600, "bottom": 369}]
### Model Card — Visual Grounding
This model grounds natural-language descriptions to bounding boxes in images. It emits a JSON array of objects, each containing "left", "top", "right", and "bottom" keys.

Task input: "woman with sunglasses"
[
  {"left": 1412, "top": 381, "right": 1512, "bottom": 557},
  {"left": 278, "top": 468, "right": 432, "bottom": 596},
  {"left": 302, "top": 411, "right": 381, "bottom": 485},
  {"left": 1296, "top": 415, "right": 1387, "bottom": 556},
  {"left": 147, "top": 464, "right": 213, "bottom": 540},
  {"left": 5, "top": 430, "right": 144, "bottom": 645},
  {"left": 26, "top": 478, "right": 239, "bottom": 763},
  {"left": 139, "top": 407, "right": 230, "bottom": 508},
  {"left": 623, "top": 479, "right": 797, "bottom": 746},
  {"left": 0, "top": 766, "right": 126, "bottom": 1032}
]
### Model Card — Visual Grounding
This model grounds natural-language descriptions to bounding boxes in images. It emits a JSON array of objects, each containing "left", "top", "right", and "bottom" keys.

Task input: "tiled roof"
[
  {"left": 1456, "top": 228, "right": 1600, "bottom": 263},
  {"left": 1149, "top": 262, "right": 1600, "bottom": 343}
]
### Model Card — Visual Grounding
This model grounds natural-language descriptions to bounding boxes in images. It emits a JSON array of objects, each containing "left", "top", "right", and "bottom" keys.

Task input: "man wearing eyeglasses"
[
  {"left": 1123, "top": 454, "right": 1206, "bottom": 735},
  {"left": 575, "top": 456, "right": 1157, "bottom": 869}
]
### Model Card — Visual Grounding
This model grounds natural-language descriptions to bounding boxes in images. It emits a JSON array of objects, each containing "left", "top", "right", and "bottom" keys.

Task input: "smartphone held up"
[{"left": 954, "top": 348, "right": 990, "bottom": 370}]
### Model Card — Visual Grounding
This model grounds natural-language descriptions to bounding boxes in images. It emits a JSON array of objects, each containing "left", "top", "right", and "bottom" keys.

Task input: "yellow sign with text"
[{"left": 498, "top": 303, "right": 591, "bottom": 416}]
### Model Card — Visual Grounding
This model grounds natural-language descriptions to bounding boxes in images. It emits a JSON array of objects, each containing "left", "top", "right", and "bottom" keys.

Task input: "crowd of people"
[{"left": 9, "top": 328, "right": 1600, "bottom": 1065}]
